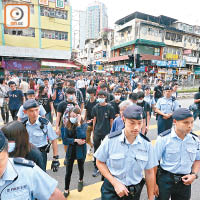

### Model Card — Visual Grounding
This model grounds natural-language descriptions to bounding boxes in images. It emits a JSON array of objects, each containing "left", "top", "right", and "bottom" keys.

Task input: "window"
[
  {"left": 165, "top": 32, "right": 171, "bottom": 40},
  {"left": 41, "top": 29, "right": 68, "bottom": 41},
  {"left": 154, "top": 48, "right": 160, "bottom": 56}
]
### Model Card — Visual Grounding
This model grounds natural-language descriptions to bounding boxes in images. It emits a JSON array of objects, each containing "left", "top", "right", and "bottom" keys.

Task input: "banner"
[
  {"left": 56, "top": 0, "right": 65, "bottom": 8},
  {"left": 3, "top": 60, "right": 40, "bottom": 71},
  {"left": 39, "top": 0, "right": 49, "bottom": 6}
]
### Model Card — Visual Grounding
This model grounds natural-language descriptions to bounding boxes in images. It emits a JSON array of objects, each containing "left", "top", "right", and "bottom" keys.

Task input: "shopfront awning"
[{"left": 41, "top": 60, "right": 80, "bottom": 69}]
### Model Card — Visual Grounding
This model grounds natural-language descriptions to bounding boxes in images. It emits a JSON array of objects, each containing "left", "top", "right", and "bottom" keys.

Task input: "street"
[{"left": 44, "top": 98, "right": 200, "bottom": 200}]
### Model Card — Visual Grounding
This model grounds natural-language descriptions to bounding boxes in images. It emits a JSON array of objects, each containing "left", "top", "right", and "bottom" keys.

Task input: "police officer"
[
  {"left": 0, "top": 131, "right": 65, "bottom": 200},
  {"left": 17, "top": 89, "right": 46, "bottom": 122},
  {"left": 94, "top": 105, "right": 158, "bottom": 200},
  {"left": 154, "top": 108, "right": 200, "bottom": 200},
  {"left": 23, "top": 99, "right": 60, "bottom": 172},
  {"left": 155, "top": 86, "right": 179, "bottom": 135}
]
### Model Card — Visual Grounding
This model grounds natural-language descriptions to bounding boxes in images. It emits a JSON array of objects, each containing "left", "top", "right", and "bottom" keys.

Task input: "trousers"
[
  {"left": 157, "top": 115, "right": 173, "bottom": 135},
  {"left": 93, "top": 134, "right": 106, "bottom": 169},
  {"left": 101, "top": 178, "right": 144, "bottom": 200},
  {"left": 155, "top": 170, "right": 191, "bottom": 200}
]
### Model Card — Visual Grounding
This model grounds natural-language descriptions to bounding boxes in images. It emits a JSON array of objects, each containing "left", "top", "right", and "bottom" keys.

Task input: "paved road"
[{"left": 2, "top": 98, "right": 200, "bottom": 199}]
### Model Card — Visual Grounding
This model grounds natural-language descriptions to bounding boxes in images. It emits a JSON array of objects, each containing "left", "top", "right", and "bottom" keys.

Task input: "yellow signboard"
[{"left": 166, "top": 53, "right": 178, "bottom": 60}]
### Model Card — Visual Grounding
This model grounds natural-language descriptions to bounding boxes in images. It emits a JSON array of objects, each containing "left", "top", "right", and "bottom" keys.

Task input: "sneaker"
[
  {"left": 63, "top": 191, "right": 70, "bottom": 198},
  {"left": 78, "top": 181, "right": 83, "bottom": 192},
  {"left": 92, "top": 168, "right": 100, "bottom": 177},
  {"left": 64, "top": 158, "right": 67, "bottom": 166}
]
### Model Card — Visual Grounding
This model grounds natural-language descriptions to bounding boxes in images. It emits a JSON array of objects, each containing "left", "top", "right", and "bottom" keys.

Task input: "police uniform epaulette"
[
  {"left": 108, "top": 130, "right": 122, "bottom": 139},
  {"left": 159, "top": 129, "right": 171, "bottom": 137},
  {"left": 190, "top": 132, "right": 198, "bottom": 138},
  {"left": 13, "top": 158, "right": 35, "bottom": 168},
  {"left": 39, "top": 117, "right": 49, "bottom": 125},
  {"left": 139, "top": 133, "right": 150, "bottom": 142}
]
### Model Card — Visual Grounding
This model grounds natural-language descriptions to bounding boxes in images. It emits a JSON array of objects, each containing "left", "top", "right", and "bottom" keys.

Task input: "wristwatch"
[{"left": 191, "top": 172, "right": 198, "bottom": 179}]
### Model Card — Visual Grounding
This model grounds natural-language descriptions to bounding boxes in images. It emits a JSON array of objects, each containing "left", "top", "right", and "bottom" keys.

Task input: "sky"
[{"left": 70, "top": 0, "right": 200, "bottom": 27}]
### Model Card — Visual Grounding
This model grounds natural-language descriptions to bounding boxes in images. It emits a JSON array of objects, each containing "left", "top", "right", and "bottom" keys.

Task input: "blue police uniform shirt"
[
  {"left": 25, "top": 116, "right": 58, "bottom": 148},
  {"left": 144, "top": 95, "right": 156, "bottom": 107},
  {"left": 0, "top": 158, "right": 57, "bottom": 200},
  {"left": 94, "top": 129, "right": 158, "bottom": 186},
  {"left": 154, "top": 128, "right": 200, "bottom": 174},
  {"left": 17, "top": 105, "right": 46, "bottom": 121},
  {"left": 156, "top": 96, "right": 179, "bottom": 114},
  {"left": 7, "top": 90, "right": 24, "bottom": 110}
]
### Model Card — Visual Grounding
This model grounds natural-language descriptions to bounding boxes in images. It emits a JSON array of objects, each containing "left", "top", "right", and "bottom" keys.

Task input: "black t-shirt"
[
  {"left": 137, "top": 101, "right": 150, "bottom": 119},
  {"left": 107, "top": 93, "right": 115, "bottom": 102},
  {"left": 194, "top": 92, "right": 200, "bottom": 109},
  {"left": 110, "top": 100, "right": 121, "bottom": 116},
  {"left": 154, "top": 85, "right": 163, "bottom": 99},
  {"left": 92, "top": 103, "right": 115, "bottom": 136},
  {"left": 37, "top": 95, "right": 52, "bottom": 113},
  {"left": 57, "top": 100, "right": 76, "bottom": 117},
  {"left": 85, "top": 99, "right": 98, "bottom": 124}
]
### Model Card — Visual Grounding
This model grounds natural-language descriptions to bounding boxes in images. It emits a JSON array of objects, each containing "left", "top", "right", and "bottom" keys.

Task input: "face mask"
[
  {"left": 98, "top": 98, "right": 105, "bottom": 103},
  {"left": 115, "top": 95, "right": 121, "bottom": 100},
  {"left": 8, "top": 142, "right": 16, "bottom": 153},
  {"left": 137, "top": 99, "right": 143, "bottom": 103},
  {"left": 70, "top": 117, "right": 77, "bottom": 124},
  {"left": 68, "top": 95, "right": 74, "bottom": 101}
]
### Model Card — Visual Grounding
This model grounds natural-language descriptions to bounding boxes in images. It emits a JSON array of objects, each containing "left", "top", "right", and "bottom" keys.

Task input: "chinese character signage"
[
  {"left": 39, "top": 0, "right": 49, "bottom": 6},
  {"left": 56, "top": 0, "right": 65, "bottom": 8}
]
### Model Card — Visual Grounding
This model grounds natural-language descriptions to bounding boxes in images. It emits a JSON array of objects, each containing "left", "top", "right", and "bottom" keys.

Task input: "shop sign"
[
  {"left": 158, "top": 69, "right": 167, "bottom": 73},
  {"left": 152, "top": 60, "right": 186, "bottom": 67},
  {"left": 183, "top": 49, "right": 192, "bottom": 55},
  {"left": 166, "top": 53, "right": 179, "bottom": 60},
  {"left": 3, "top": 60, "right": 40, "bottom": 70},
  {"left": 179, "top": 70, "right": 189, "bottom": 75},
  {"left": 56, "top": 0, "right": 65, "bottom": 8},
  {"left": 114, "top": 65, "right": 131, "bottom": 72},
  {"left": 183, "top": 56, "right": 198, "bottom": 63},
  {"left": 39, "top": 0, "right": 49, "bottom": 5}
]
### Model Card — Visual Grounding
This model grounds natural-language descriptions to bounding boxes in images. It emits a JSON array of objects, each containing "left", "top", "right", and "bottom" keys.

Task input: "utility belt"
[
  {"left": 158, "top": 167, "right": 187, "bottom": 184},
  {"left": 125, "top": 178, "right": 145, "bottom": 198},
  {"left": 39, "top": 142, "right": 51, "bottom": 153}
]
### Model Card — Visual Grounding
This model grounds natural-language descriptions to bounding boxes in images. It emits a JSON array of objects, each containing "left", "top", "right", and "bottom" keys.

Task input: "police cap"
[
  {"left": 27, "top": 89, "right": 35, "bottom": 95},
  {"left": 164, "top": 86, "right": 172, "bottom": 90},
  {"left": 123, "top": 105, "right": 143, "bottom": 120},
  {"left": 0, "top": 130, "right": 7, "bottom": 152},
  {"left": 23, "top": 99, "right": 39, "bottom": 110},
  {"left": 172, "top": 108, "right": 193, "bottom": 121}
]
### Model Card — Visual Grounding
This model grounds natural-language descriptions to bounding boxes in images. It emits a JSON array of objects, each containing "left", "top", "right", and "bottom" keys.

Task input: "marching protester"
[
  {"left": 84, "top": 87, "right": 97, "bottom": 154},
  {"left": 153, "top": 79, "right": 164, "bottom": 102},
  {"left": 110, "top": 89, "right": 122, "bottom": 117},
  {"left": 92, "top": 90, "right": 115, "bottom": 177},
  {"left": 63, "top": 107, "right": 87, "bottom": 198}
]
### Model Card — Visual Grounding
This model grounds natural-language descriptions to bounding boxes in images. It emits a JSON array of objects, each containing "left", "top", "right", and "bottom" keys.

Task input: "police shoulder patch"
[
  {"left": 39, "top": 117, "right": 49, "bottom": 125},
  {"left": 139, "top": 133, "right": 150, "bottom": 142},
  {"left": 13, "top": 158, "right": 35, "bottom": 168},
  {"left": 190, "top": 132, "right": 198, "bottom": 138},
  {"left": 159, "top": 129, "right": 171, "bottom": 137},
  {"left": 108, "top": 130, "right": 122, "bottom": 139}
]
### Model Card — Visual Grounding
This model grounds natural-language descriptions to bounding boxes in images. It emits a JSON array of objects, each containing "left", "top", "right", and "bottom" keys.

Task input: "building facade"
[
  {"left": 0, "top": 0, "right": 72, "bottom": 73},
  {"left": 109, "top": 12, "right": 200, "bottom": 79}
]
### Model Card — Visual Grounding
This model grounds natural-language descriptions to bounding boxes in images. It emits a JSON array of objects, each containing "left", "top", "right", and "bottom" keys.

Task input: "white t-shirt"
[
  {"left": 20, "top": 81, "right": 29, "bottom": 93},
  {"left": 133, "top": 88, "right": 143, "bottom": 93},
  {"left": 76, "top": 80, "right": 86, "bottom": 89}
]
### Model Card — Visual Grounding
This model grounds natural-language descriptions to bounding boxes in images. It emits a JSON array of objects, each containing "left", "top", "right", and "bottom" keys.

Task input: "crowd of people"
[{"left": 0, "top": 71, "right": 199, "bottom": 200}]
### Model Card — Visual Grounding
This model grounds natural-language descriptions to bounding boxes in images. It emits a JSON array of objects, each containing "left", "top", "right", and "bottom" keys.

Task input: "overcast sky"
[{"left": 70, "top": 0, "right": 200, "bottom": 27}]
